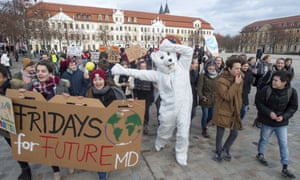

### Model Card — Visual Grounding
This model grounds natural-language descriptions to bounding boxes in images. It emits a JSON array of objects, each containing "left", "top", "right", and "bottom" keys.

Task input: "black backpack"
[{"left": 253, "top": 86, "right": 292, "bottom": 128}]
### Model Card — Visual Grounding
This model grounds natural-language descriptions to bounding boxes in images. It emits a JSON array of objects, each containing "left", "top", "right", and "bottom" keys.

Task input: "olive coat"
[{"left": 197, "top": 74, "right": 218, "bottom": 107}]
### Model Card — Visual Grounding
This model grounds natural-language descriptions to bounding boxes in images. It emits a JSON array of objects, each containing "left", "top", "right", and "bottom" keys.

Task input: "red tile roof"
[
  {"left": 241, "top": 15, "right": 300, "bottom": 33},
  {"left": 28, "top": 2, "right": 213, "bottom": 30}
]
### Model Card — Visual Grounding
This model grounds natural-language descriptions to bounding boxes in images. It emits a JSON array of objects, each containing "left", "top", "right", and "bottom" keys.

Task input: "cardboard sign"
[
  {"left": 99, "top": 46, "right": 108, "bottom": 52},
  {"left": 0, "top": 95, "right": 16, "bottom": 134},
  {"left": 6, "top": 89, "right": 145, "bottom": 172},
  {"left": 108, "top": 46, "right": 120, "bottom": 64},
  {"left": 126, "top": 45, "right": 147, "bottom": 62}
]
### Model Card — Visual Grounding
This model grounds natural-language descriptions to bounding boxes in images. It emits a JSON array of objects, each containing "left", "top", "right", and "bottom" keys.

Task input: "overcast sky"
[{"left": 43, "top": 0, "right": 300, "bottom": 36}]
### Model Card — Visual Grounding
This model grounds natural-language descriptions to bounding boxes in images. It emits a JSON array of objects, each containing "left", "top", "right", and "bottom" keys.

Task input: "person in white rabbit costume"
[{"left": 111, "top": 39, "right": 193, "bottom": 166}]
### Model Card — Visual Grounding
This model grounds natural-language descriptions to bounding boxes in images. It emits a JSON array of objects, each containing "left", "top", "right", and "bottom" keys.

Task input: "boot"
[
  {"left": 223, "top": 148, "right": 232, "bottom": 161},
  {"left": 18, "top": 167, "right": 32, "bottom": 180},
  {"left": 202, "top": 128, "right": 210, "bottom": 138},
  {"left": 282, "top": 164, "right": 296, "bottom": 179}
]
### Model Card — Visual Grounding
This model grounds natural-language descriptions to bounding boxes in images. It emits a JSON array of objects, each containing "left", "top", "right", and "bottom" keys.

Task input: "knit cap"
[
  {"left": 90, "top": 69, "right": 107, "bottom": 81},
  {"left": 22, "top": 58, "right": 35, "bottom": 69}
]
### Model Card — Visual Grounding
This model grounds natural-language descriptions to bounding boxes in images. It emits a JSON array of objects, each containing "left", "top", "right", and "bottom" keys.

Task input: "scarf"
[
  {"left": 22, "top": 70, "right": 35, "bottom": 84},
  {"left": 32, "top": 77, "right": 59, "bottom": 99},
  {"left": 92, "top": 86, "right": 110, "bottom": 96},
  {"left": 207, "top": 70, "right": 218, "bottom": 79},
  {"left": 66, "top": 68, "right": 74, "bottom": 74}
]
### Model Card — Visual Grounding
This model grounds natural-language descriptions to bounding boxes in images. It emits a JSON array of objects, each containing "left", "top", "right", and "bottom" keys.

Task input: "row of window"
[
  {"left": 77, "top": 13, "right": 139, "bottom": 24},
  {"left": 253, "top": 21, "right": 300, "bottom": 31},
  {"left": 77, "top": 13, "right": 92, "bottom": 20},
  {"left": 49, "top": 22, "right": 212, "bottom": 36},
  {"left": 33, "top": 32, "right": 198, "bottom": 43}
]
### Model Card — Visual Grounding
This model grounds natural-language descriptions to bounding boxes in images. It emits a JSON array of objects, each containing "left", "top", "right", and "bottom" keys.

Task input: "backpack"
[
  {"left": 253, "top": 86, "right": 292, "bottom": 128},
  {"left": 265, "top": 86, "right": 292, "bottom": 102}
]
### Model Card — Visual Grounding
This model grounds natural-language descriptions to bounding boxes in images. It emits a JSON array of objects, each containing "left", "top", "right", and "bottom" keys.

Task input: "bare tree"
[
  {"left": 96, "top": 24, "right": 110, "bottom": 46},
  {"left": 283, "top": 30, "right": 296, "bottom": 53},
  {"left": 0, "top": 0, "right": 26, "bottom": 54},
  {"left": 188, "top": 29, "right": 201, "bottom": 47},
  {"left": 267, "top": 26, "right": 287, "bottom": 53},
  {"left": 28, "top": 6, "right": 54, "bottom": 51},
  {"left": 215, "top": 33, "right": 240, "bottom": 53}
]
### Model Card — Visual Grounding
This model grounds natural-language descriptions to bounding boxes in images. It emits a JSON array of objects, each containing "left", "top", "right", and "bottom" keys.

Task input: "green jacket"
[{"left": 197, "top": 74, "right": 218, "bottom": 107}]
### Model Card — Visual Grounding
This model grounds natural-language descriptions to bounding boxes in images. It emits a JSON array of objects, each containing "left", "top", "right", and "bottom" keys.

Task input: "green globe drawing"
[{"left": 105, "top": 109, "right": 143, "bottom": 145}]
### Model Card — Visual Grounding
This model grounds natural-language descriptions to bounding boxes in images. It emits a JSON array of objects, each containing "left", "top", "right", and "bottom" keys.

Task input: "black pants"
[
  {"left": 136, "top": 90, "right": 153, "bottom": 126},
  {"left": 155, "top": 96, "right": 161, "bottom": 126},
  {"left": 215, "top": 126, "right": 238, "bottom": 154}
]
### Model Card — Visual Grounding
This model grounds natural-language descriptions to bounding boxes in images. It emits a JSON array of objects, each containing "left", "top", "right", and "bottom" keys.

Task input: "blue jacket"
[{"left": 61, "top": 69, "right": 89, "bottom": 96}]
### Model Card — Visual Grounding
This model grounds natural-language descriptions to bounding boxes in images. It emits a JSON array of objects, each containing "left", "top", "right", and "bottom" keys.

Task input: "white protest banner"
[
  {"left": 90, "top": 52, "right": 100, "bottom": 63},
  {"left": 204, "top": 35, "right": 219, "bottom": 56},
  {"left": 67, "top": 46, "right": 82, "bottom": 57}
]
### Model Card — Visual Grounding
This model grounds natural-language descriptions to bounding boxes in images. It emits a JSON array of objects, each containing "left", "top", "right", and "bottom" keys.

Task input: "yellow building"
[
  {"left": 26, "top": 1, "right": 213, "bottom": 52},
  {"left": 239, "top": 15, "right": 300, "bottom": 54}
]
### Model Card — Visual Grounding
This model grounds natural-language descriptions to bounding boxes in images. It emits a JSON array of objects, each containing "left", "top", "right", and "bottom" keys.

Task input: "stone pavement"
[{"left": 0, "top": 54, "right": 300, "bottom": 180}]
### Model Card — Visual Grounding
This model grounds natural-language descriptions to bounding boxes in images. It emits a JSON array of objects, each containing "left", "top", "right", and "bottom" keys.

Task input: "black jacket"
[
  {"left": 255, "top": 85, "right": 298, "bottom": 127},
  {"left": 241, "top": 69, "right": 253, "bottom": 105}
]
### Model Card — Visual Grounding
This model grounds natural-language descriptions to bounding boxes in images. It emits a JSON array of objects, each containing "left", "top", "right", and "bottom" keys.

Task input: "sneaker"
[
  {"left": 256, "top": 154, "right": 268, "bottom": 166},
  {"left": 223, "top": 149, "right": 232, "bottom": 161},
  {"left": 282, "top": 169, "right": 296, "bottom": 179},
  {"left": 214, "top": 153, "right": 223, "bottom": 162},
  {"left": 68, "top": 168, "right": 75, "bottom": 174},
  {"left": 54, "top": 172, "right": 61, "bottom": 180}
]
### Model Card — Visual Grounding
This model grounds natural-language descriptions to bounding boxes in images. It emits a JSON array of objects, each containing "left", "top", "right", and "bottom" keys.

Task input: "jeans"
[
  {"left": 97, "top": 172, "right": 107, "bottom": 180},
  {"left": 240, "top": 104, "right": 248, "bottom": 120},
  {"left": 258, "top": 124, "right": 289, "bottom": 165},
  {"left": 215, "top": 126, "right": 238, "bottom": 154},
  {"left": 201, "top": 107, "right": 214, "bottom": 129}
]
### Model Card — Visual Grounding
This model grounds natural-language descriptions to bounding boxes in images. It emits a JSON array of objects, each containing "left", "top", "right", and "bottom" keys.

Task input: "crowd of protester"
[{"left": 0, "top": 44, "right": 298, "bottom": 179}]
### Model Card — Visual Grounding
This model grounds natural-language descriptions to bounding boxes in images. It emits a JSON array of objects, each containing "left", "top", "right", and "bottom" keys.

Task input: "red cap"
[{"left": 90, "top": 69, "right": 107, "bottom": 81}]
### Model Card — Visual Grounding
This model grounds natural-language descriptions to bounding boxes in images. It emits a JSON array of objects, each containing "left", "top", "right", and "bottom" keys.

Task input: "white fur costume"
[{"left": 111, "top": 39, "right": 193, "bottom": 166}]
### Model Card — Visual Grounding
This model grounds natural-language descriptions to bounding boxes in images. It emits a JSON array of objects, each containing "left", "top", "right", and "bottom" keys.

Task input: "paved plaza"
[{"left": 0, "top": 53, "right": 300, "bottom": 180}]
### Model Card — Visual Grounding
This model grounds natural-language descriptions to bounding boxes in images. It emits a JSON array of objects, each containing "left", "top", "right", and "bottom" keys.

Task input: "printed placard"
[
  {"left": 0, "top": 95, "right": 16, "bottom": 134},
  {"left": 90, "top": 51, "right": 100, "bottom": 63},
  {"left": 67, "top": 46, "right": 82, "bottom": 57}
]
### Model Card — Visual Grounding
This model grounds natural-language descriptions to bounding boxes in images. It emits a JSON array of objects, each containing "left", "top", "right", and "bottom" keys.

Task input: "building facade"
[
  {"left": 239, "top": 15, "right": 300, "bottom": 54},
  {"left": 25, "top": 1, "right": 213, "bottom": 53}
]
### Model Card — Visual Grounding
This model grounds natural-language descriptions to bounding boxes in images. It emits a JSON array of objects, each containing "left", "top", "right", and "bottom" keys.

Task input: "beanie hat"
[
  {"left": 91, "top": 69, "right": 107, "bottom": 81},
  {"left": 22, "top": 58, "right": 35, "bottom": 69},
  {"left": 204, "top": 60, "right": 217, "bottom": 74},
  {"left": 66, "top": 59, "right": 76, "bottom": 67}
]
